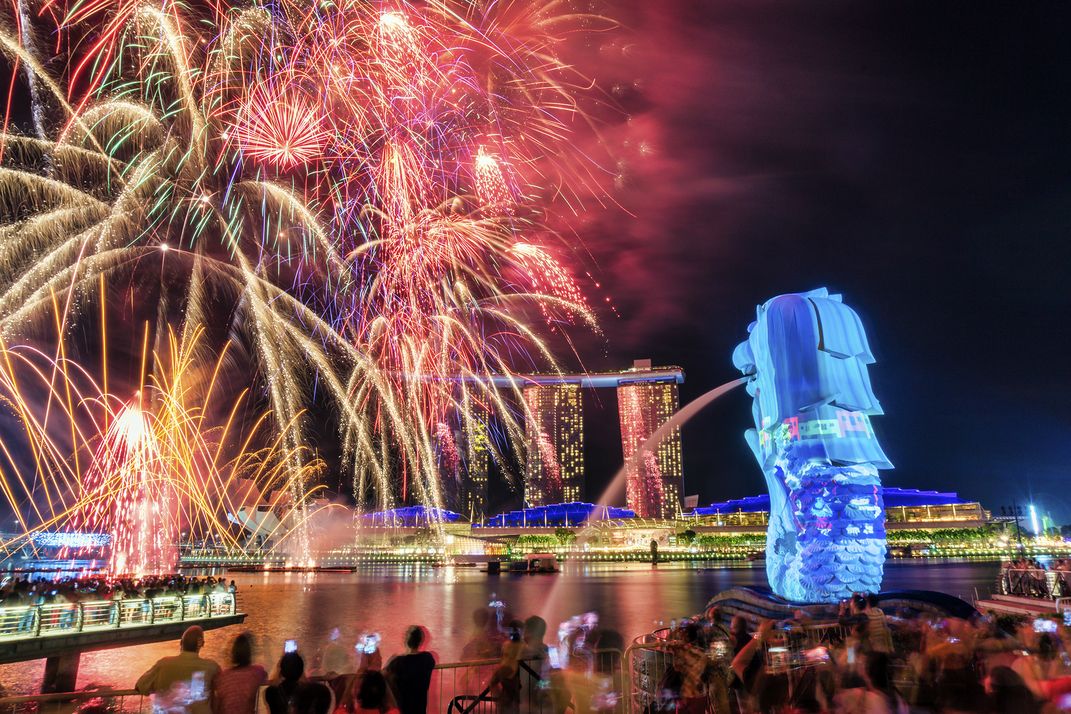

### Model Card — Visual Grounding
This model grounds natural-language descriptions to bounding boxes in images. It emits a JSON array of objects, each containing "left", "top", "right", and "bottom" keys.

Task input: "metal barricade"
[
  {"left": 624, "top": 642, "right": 675, "bottom": 714},
  {"left": 431, "top": 657, "right": 501, "bottom": 714},
  {"left": 797, "top": 622, "right": 849, "bottom": 647},
  {"left": 593, "top": 648, "right": 625, "bottom": 714},
  {"left": 1001, "top": 567, "right": 1053, "bottom": 598}
]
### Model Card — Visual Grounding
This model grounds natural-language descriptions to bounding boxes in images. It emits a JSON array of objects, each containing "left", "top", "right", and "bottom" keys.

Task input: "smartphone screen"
[
  {"left": 547, "top": 646, "right": 561, "bottom": 669},
  {"left": 284, "top": 639, "right": 298, "bottom": 653},
  {"left": 190, "top": 671, "right": 205, "bottom": 700},
  {"left": 1038, "top": 618, "right": 1058, "bottom": 634}
]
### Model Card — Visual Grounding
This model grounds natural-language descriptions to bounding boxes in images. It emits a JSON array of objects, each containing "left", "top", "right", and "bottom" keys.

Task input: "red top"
[{"left": 212, "top": 664, "right": 267, "bottom": 714}]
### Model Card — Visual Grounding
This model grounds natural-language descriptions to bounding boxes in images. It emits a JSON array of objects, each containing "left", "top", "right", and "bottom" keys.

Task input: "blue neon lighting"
[
  {"left": 734, "top": 288, "right": 891, "bottom": 603},
  {"left": 481, "top": 502, "right": 635, "bottom": 528}
]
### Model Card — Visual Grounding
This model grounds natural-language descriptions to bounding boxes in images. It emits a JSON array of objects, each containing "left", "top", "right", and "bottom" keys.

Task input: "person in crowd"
[
  {"left": 339, "top": 670, "right": 396, "bottom": 714},
  {"left": 668, "top": 621, "right": 717, "bottom": 714},
  {"left": 987, "top": 665, "right": 1042, "bottom": 714},
  {"left": 865, "top": 593, "right": 894, "bottom": 654},
  {"left": 265, "top": 651, "right": 306, "bottom": 714},
  {"left": 135, "top": 625, "right": 220, "bottom": 714},
  {"left": 210, "top": 631, "right": 266, "bottom": 714},
  {"left": 385, "top": 626, "right": 436, "bottom": 714},
  {"left": 791, "top": 667, "right": 836, "bottom": 713},
  {"left": 322, "top": 627, "right": 355, "bottom": 676},
  {"left": 522, "top": 615, "right": 550, "bottom": 663},
  {"left": 490, "top": 620, "right": 525, "bottom": 714},
  {"left": 729, "top": 615, "right": 751, "bottom": 655},
  {"left": 461, "top": 607, "right": 502, "bottom": 659},
  {"left": 730, "top": 619, "right": 769, "bottom": 709},
  {"left": 292, "top": 680, "right": 335, "bottom": 714}
]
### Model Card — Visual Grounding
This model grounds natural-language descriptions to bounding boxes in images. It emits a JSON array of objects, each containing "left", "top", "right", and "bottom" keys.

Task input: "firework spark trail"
[
  {"left": 0, "top": 0, "right": 611, "bottom": 529},
  {"left": 76, "top": 394, "right": 178, "bottom": 576},
  {"left": 0, "top": 312, "right": 325, "bottom": 569}
]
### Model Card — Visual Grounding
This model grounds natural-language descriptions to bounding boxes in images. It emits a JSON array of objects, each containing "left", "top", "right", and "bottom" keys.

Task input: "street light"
[{"left": 1000, "top": 503, "right": 1025, "bottom": 552}]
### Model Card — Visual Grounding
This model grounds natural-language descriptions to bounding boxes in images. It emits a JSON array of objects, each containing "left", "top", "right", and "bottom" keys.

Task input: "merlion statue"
[{"left": 734, "top": 288, "right": 891, "bottom": 603}]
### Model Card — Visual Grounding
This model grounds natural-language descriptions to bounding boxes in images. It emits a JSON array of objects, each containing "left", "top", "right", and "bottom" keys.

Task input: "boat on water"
[
  {"left": 226, "top": 565, "right": 356, "bottom": 573},
  {"left": 482, "top": 553, "right": 561, "bottom": 574},
  {"left": 519, "top": 553, "right": 560, "bottom": 573}
]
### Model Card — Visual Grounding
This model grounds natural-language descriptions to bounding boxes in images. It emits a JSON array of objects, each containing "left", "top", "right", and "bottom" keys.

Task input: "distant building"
[
  {"left": 460, "top": 401, "right": 491, "bottom": 523},
  {"left": 618, "top": 374, "right": 683, "bottom": 519},
  {"left": 523, "top": 384, "right": 584, "bottom": 506},
  {"left": 690, "top": 488, "right": 991, "bottom": 530},
  {"left": 483, "top": 502, "right": 635, "bottom": 528}
]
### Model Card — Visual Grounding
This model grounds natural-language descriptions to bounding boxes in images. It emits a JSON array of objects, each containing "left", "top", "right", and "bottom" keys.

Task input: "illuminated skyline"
[
  {"left": 618, "top": 379, "right": 684, "bottom": 519},
  {"left": 522, "top": 385, "right": 585, "bottom": 507}
]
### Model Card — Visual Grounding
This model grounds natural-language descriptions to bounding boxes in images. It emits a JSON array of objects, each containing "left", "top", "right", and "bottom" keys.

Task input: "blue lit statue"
[{"left": 734, "top": 289, "right": 891, "bottom": 603}]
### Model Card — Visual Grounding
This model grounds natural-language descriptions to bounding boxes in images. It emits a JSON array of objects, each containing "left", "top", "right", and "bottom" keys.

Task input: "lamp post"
[{"left": 1000, "top": 503, "right": 1025, "bottom": 552}]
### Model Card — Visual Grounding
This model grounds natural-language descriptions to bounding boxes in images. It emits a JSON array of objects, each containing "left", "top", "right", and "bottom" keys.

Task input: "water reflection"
[{"left": 0, "top": 559, "right": 1001, "bottom": 695}]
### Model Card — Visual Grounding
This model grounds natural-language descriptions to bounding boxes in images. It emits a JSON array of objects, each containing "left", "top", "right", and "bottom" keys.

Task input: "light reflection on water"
[{"left": 0, "top": 559, "right": 1000, "bottom": 695}]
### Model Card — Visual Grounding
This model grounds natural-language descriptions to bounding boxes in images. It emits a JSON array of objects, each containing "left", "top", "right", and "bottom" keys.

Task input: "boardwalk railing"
[{"left": 0, "top": 592, "right": 236, "bottom": 641}]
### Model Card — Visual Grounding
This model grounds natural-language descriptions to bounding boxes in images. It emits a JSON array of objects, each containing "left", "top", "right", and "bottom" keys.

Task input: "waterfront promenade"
[{"left": 0, "top": 592, "right": 243, "bottom": 692}]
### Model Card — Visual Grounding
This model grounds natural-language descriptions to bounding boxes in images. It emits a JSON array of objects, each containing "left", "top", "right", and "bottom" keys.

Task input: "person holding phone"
[
  {"left": 135, "top": 625, "right": 220, "bottom": 714},
  {"left": 322, "top": 628, "right": 354, "bottom": 676},
  {"left": 385, "top": 626, "right": 436, "bottom": 714},
  {"left": 266, "top": 651, "right": 307, "bottom": 714}
]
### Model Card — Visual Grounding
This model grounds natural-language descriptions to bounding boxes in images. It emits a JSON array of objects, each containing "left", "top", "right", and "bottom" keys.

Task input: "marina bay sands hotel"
[{"left": 459, "top": 360, "right": 686, "bottom": 523}]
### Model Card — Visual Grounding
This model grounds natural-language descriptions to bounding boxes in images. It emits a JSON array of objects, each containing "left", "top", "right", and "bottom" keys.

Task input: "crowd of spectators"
[
  {"left": 0, "top": 574, "right": 235, "bottom": 608},
  {"left": 131, "top": 623, "right": 438, "bottom": 714},
  {"left": 125, "top": 600, "right": 620, "bottom": 714},
  {"left": 25, "top": 585, "right": 1071, "bottom": 714},
  {"left": 659, "top": 591, "right": 1071, "bottom": 713},
  {"left": 0, "top": 574, "right": 236, "bottom": 634},
  {"left": 1004, "top": 558, "right": 1071, "bottom": 598}
]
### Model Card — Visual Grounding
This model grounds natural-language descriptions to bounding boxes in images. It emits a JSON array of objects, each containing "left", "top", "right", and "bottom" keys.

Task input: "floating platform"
[
  {"left": 225, "top": 565, "right": 357, "bottom": 573},
  {"left": 976, "top": 594, "right": 1069, "bottom": 617}
]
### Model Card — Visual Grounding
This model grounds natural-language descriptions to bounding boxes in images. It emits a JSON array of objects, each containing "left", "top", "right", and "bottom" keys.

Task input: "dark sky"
[
  {"left": 3, "top": 1, "right": 1070, "bottom": 523},
  {"left": 565, "top": 0, "right": 1071, "bottom": 522}
]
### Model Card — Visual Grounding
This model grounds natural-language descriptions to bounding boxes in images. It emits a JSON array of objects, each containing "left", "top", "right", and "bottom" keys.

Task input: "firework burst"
[{"left": 0, "top": 0, "right": 612, "bottom": 532}]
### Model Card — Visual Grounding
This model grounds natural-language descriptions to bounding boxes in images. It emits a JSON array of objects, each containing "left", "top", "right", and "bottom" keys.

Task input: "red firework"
[{"left": 231, "top": 85, "right": 329, "bottom": 169}]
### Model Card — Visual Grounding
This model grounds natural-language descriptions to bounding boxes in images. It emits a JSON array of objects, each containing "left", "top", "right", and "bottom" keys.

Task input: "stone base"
[{"left": 705, "top": 586, "right": 978, "bottom": 627}]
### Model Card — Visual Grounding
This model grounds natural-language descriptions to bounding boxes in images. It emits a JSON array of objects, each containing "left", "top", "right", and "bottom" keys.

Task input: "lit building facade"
[
  {"left": 689, "top": 489, "right": 990, "bottom": 530},
  {"left": 618, "top": 381, "right": 683, "bottom": 519},
  {"left": 523, "top": 384, "right": 584, "bottom": 506},
  {"left": 460, "top": 402, "right": 491, "bottom": 524}
]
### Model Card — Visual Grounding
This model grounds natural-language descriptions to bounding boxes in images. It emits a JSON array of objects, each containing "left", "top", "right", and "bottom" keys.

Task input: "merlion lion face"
[{"left": 735, "top": 288, "right": 890, "bottom": 603}]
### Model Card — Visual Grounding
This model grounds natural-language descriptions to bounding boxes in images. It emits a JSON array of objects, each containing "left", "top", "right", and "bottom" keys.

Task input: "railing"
[
  {"left": 428, "top": 657, "right": 502, "bottom": 714},
  {"left": 999, "top": 567, "right": 1071, "bottom": 599},
  {"left": 0, "top": 592, "right": 236, "bottom": 641},
  {"left": 0, "top": 688, "right": 148, "bottom": 713}
]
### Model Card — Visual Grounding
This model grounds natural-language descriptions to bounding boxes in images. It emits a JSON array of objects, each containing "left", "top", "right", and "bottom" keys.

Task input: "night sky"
[
  {"left": 565, "top": 0, "right": 1071, "bottom": 522},
  {"left": 2, "top": 1, "right": 1070, "bottom": 523}
]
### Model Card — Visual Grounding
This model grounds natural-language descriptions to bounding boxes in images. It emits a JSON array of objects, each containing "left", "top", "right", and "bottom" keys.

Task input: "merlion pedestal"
[{"left": 734, "top": 289, "right": 891, "bottom": 603}]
